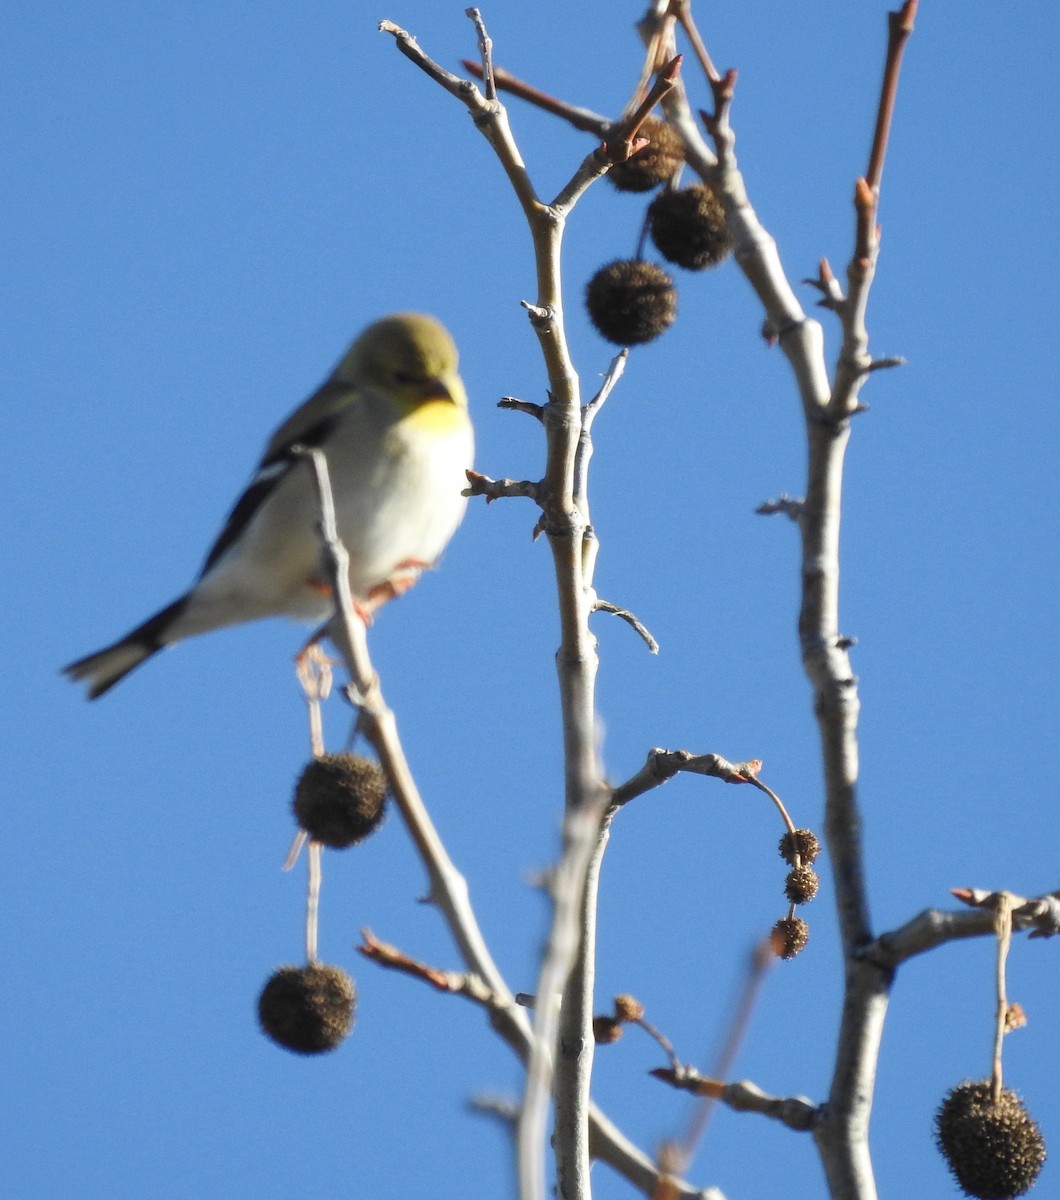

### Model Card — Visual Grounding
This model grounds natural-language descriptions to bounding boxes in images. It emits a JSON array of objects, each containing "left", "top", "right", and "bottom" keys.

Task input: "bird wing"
[{"left": 198, "top": 379, "right": 357, "bottom": 577}]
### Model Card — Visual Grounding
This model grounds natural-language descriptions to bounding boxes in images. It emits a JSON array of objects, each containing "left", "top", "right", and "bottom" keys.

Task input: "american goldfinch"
[{"left": 65, "top": 312, "right": 473, "bottom": 699}]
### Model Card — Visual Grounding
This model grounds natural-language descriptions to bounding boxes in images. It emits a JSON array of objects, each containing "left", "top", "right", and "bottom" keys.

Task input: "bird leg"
[{"left": 362, "top": 558, "right": 431, "bottom": 614}]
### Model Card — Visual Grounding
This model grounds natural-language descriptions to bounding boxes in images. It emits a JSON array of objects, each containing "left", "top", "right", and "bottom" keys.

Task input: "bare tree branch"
[
  {"left": 462, "top": 59, "right": 611, "bottom": 135},
  {"left": 830, "top": 0, "right": 918, "bottom": 419},
  {"left": 864, "top": 891, "right": 1060, "bottom": 969},
  {"left": 298, "top": 442, "right": 710, "bottom": 1200},
  {"left": 651, "top": 1070, "right": 819, "bottom": 1133},
  {"left": 610, "top": 747, "right": 764, "bottom": 809},
  {"left": 633, "top": 5, "right": 919, "bottom": 1196},
  {"left": 378, "top": 22, "right": 702, "bottom": 1200}
]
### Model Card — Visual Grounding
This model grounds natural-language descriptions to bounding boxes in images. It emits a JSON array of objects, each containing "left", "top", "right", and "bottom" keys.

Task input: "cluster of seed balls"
[
  {"left": 257, "top": 753, "right": 388, "bottom": 1055},
  {"left": 771, "top": 828, "right": 821, "bottom": 960},
  {"left": 586, "top": 118, "right": 731, "bottom": 347}
]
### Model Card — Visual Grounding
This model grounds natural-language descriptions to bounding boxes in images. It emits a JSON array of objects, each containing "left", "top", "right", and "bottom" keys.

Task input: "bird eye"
[{"left": 392, "top": 370, "right": 420, "bottom": 386}]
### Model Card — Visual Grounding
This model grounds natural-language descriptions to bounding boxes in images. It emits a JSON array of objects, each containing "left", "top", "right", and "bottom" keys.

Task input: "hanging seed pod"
[
  {"left": 779, "top": 828, "right": 821, "bottom": 866},
  {"left": 258, "top": 964, "right": 356, "bottom": 1055},
  {"left": 770, "top": 915, "right": 810, "bottom": 960},
  {"left": 647, "top": 185, "right": 731, "bottom": 270},
  {"left": 293, "top": 753, "right": 388, "bottom": 848},
  {"left": 935, "top": 1080, "right": 1046, "bottom": 1199},
  {"left": 784, "top": 866, "right": 820, "bottom": 906},
  {"left": 607, "top": 117, "right": 684, "bottom": 192},
  {"left": 585, "top": 259, "right": 677, "bottom": 345}
]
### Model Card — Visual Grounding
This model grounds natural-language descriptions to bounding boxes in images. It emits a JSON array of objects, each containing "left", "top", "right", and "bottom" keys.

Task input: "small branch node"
[
  {"left": 862, "top": 355, "right": 906, "bottom": 374},
  {"left": 520, "top": 300, "right": 552, "bottom": 326},
  {"left": 756, "top": 494, "right": 804, "bottom": 521},
  {"left": 499, "top": 396, "right": 545, "bottom": 421},
  {"left": 463, "top": 469, "right": 541, "bottom": 504}
]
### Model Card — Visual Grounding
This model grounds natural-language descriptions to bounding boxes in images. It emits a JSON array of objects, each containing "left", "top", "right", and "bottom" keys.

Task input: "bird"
[{"left": 64, "top": 312, "right": 474, "bottom": 699}]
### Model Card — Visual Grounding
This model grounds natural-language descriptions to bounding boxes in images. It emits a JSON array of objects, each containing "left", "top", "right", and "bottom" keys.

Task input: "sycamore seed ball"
[
  {"left": 607, "top": 118, "right": 684, "bottom": 193},
  {"left": 935, "top": 1080, "right": 1046, "bottom": 1199},
  {"left": 770, "top": 915, "right": 810, "bottom": 960},
  {"left": 293, "top": 753, "right": 388, "bottom": 849},
  {"left": 613, "top": 994, "right": 645, "bottom": 1023},
  {"left": 593, "top": 1016, "right": 624, "bottom": 1045},
  {"left": 779, "top": 828, "right": 821, "bottom": 866},
  {"left": 785, "top": 866, "right": 820, "bottom": 906},
  {"left": 585, "top": 260, "right": 677, "bottom": 346},
  {"left": 258, "top": 964, "right": 356, "bottom": 1055},
  {"left": 648, "top": 185, "right": 731, "bottom": 271}
]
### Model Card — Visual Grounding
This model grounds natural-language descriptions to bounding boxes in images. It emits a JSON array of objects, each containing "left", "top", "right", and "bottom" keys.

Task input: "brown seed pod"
[
  {"left": 770, "top": 915, "right": 810, "bottom": 960},
  {"left": 784, "top": 866, "right": 820, "bottom": 906},
  {"left": 585, "top": 259, "right": 677, "bottom": 346},
  {"left": 607, "top": 118, "right": 684, "bottom": 193},
  {"left": 613, "top": 994, "right": 645, "bottom": 1023},
  {"left": 935, "top": 1080, "right": 1046, "bottom": 1199},
  {"left": 258, "top": 964, "right": 356, "bottom": 1055},
  {"left": 647, "top": 185, "right": 731, "bottom": 270},
  {"left": 293, "top": 753, "right": 388, "bottom": 848},
  {"left": 779, "top": 828, "right": 821, "bottom": 866},
  {"left": 593, "top": 1016, "right": 624, "bottom": 1045}
]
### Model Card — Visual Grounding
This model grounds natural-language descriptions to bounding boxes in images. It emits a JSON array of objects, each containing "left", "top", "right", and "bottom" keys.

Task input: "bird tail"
[{"left": 63, "top": 597, "right": 189, "bottom": 699}]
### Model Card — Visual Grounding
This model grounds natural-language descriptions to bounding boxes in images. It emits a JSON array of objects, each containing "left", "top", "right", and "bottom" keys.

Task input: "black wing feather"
[{"left": 198, "top": 411, "right": 343, "bottom": 577}]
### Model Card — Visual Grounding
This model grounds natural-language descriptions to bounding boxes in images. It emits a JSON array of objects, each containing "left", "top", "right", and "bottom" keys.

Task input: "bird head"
[{"left": 337, "top": 313, "right": 468, "bottom": 417}]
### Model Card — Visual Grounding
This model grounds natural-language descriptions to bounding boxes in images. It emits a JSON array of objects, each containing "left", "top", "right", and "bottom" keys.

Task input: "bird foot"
[{"left": 362, "top": 559, "right": 431, "bottom": 613}]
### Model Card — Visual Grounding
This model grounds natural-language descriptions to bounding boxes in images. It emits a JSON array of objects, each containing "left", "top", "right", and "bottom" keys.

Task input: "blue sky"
[{"left": 6, "top": 4, "right": 1058, "bottom": 1197}]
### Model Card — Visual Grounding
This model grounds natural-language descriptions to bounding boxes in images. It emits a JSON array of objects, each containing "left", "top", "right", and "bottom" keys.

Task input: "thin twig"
[
  {"left": 284, "top": 648, "right": 333, "bottom": 870},
  {"left": 673, "top": 0, "right": 722, "bottom": 83},
  {"left": 991, "top": 894, "right": 1013, "bottom": 1103},
  {"left": 465, "top": 8, "right": 496, "bottom": 102},
  {"left": 499, "top": 397, "right": 545, "bottom": 422},
  {"left": 743, "top": 776, "right": 797, "bottom": 836},
  {"left": 610, "top": 748, "right": 763, "bottom": 810},
  {"left": 866, "top": 1, "right": 918, "bottom": 193},
  {"left": 592, "top": 599, "right": 659, "bottom": 654},
  {"left": 461, "top": 60, "right": 610, "bottom": 135},
  {"left": 379, "top": 20, "right": 467, "bottom": 95},
  {"left": 463, "top": 469, "right": 541, "bottom": 503},
  {"left": 606, "top": 55, "right": 683, "bottom": 164},
  {"left": 651, "top": 1070, "right": 819, "bottom": 1133},
  {"left": 632, "top": 1013, "right": 683, "bottom": 1073},
  {"left": 625, "top": 2, "right": 676, "bottom": 114},
  {"left": 830, "top": 1, "right": 918, "bottom": 418},
  {"left": 584, "top": 349, "right": 629, "bottom": 424},
  {"left": 296, "top": 644, "right": 331, "bottom": 759},
  {"left": 576, "top": 349, "right": 628, "bottom": 585},
  {"left": 676, "top": 939, "right": 777, "bottom": 1161},
  {"left": 755, "top": 495, "right": 804, "bottom": 521},
  {"left": 306, "top": 841, "right": 321, "bottom": 964},
  {"left": 359, "top": 928, "right": 500, "bottom": 1003}
]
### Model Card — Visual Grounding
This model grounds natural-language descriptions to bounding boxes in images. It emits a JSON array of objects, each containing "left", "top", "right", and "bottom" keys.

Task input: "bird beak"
[{"left": 418, "top": 377, "right": 456, "bottom": 403}]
